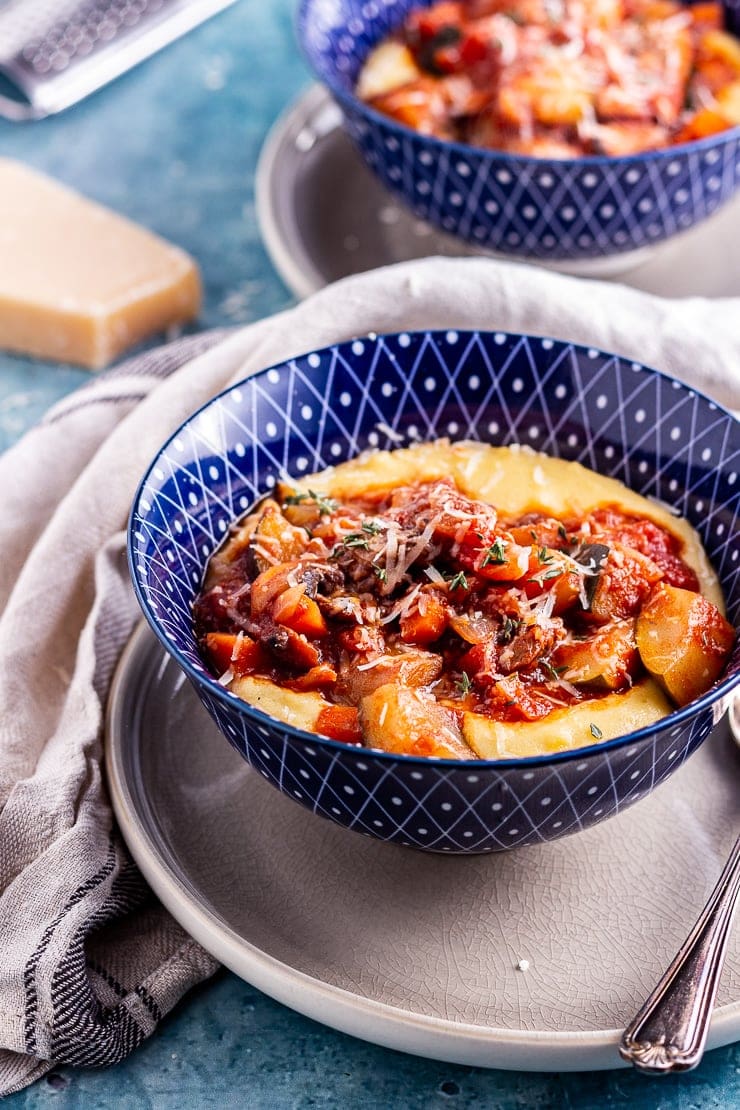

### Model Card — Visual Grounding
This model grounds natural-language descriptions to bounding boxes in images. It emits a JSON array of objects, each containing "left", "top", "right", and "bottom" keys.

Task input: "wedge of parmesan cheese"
[{"left": 0, "top": 159, "right": 201, "bottom": 369}]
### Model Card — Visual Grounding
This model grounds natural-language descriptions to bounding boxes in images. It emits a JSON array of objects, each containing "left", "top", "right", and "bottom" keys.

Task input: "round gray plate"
[
  {"left": 256, "top": 85, "right": 740, "bottom": 300},
  {"left": 106, "top": 623, "right": 740, "bottom": 1072}
]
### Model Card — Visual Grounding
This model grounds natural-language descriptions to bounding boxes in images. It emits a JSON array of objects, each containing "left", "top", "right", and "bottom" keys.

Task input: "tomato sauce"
[
  {"left": 356, "top": 0, "right": 740, "bottom": 156},
  {"left": 193, "top": 475, "right": 732, "bottom": 749}
]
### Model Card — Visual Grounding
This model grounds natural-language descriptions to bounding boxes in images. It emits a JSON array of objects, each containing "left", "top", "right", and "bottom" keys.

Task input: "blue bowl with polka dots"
[
  {"left": 297, "top": 0, "right": 740, "bottom": 261},
  {"left": 129, "top": 329, "right": 740, "bottom": 853}
]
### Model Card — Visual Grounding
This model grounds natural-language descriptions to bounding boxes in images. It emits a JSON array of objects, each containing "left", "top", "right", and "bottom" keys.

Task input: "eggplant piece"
[
  {"left": 339, "top": 649, "right": 443, "bottom": 702},
  {"left": 552, "top": 619, "right": 639, "bottom": 691},
  {"left": 360, "top": 683, "right": 473, "bottom": 760},
  {"left": 583, "top": 543, "right": 663, "bottom": 623},
  {"left": 572, "top": 542, "right": 610, "bottom": 610},
  {"left": 636, "top": 583, "right": 735, "bottom": 706}
]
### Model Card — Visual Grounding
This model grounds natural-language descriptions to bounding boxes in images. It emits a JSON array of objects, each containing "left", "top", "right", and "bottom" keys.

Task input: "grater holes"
[{"left": 19, "top": 0, "right": 157, "bottom": 74}]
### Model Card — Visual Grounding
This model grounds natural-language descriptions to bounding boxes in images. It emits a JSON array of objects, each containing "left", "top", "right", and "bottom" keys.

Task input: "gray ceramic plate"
[
  {"left": 106, "top": 623, "right": 740, "bottom": 1071},
  {"left": 256, "top": 85, "right": 740, "bottom": 299}
]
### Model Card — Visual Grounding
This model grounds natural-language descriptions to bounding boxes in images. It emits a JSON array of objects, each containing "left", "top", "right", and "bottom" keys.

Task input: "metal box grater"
[{"left": 0, "top": 0, "right": 239, "bottom": 120}]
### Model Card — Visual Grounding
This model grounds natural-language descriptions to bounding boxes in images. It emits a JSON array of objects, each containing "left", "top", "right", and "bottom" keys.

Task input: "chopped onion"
[
  {"left": 449, "top": 612, "right": 496, "bottom": 644},
  {"left": 424, "top": 565, "right": 446, "bottom": 585}
]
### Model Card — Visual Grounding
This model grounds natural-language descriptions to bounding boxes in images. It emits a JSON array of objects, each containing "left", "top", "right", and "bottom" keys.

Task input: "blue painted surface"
[{"left": 0, "top": 0, "right": 738, "bottom": 1104}]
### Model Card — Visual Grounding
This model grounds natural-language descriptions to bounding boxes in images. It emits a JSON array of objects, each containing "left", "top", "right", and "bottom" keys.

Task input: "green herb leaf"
[
  {"left": 500, "top": 616, "right": 520, "bottom": 642},
  {"left": 590, "top": 723, "right": 603, "bottom": 740},
  {"left": 538, "top": 546, "right": 554, "bottom": 564},
  {"left": 447, "top": 570, "right": 469, "bottom": 591},
  {"left": 361, "top": 520, "right": 383, "bottom": 535},
  {"left": 482, "top": 537, "right": 507, "bottom": 566},
  {"left": 542, "top": 660, "right": 567, "bottom": 681},
  {"left": 373, "top": 565, "right": 388, "bottom": 584},
  {"left": 283, "top": 489, "right": 338, "bottom": 516},
  {"left": 456, "top": 671, "right": 473, "bottom": 696},
  {"left": 343, "top": 532, "right": 370, "bottom": 550}
]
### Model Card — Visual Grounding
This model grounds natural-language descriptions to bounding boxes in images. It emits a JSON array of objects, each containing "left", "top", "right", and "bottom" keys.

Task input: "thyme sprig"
[{"left": 481, "top": 537, "right": 507, "bottom": 567}]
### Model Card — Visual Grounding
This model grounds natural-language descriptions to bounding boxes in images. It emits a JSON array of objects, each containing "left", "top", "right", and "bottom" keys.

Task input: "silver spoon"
[{"left": 619, "top": 696, "right": 740, "bottom": 1073}]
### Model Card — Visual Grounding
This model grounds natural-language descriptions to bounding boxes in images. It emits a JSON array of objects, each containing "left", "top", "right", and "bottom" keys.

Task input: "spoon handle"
[{"left": 619, "top": 834, "right": 740, "bottom": 1074}]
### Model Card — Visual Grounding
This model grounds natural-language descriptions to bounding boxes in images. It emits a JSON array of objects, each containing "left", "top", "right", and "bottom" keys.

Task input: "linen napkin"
[{"left": 1, "top": 256, "right": 738, "bottom": 1096}]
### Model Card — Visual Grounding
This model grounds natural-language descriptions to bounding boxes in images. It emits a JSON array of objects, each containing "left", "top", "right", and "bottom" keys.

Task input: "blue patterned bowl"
[
  {"left": 129, "top": 330, "right": 740, "bottom": 853},
  {"left": 297, "top": 0, "right": 740, "bottom": 261}
]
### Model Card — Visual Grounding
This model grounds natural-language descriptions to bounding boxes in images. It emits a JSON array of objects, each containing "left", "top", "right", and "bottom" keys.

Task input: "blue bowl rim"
[
  {"left": 296, "top": 0, "right": 740, "bottom": 170},
  {"left": 128, "top": 327, "right": 740, "bottom": 771}
]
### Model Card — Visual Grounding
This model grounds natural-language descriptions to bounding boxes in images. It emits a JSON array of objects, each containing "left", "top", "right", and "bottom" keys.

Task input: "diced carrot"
[
  {"left": 203, "top": 632, "right": 267, "bottom": 677},
  {"left": 400, "top": 593, "right": 448, "bottom": 644},
  {"left": 549, "top": 570, "right": 583, "bottom": 615},
  {"left": 699, "top": 29, "right": 740, "bottom": 71},
  {"left": 203, "top": 632, "right": 238, "bottom": 674},
  {"left": 316, "top": 704, "right": 363, "bottom": 744},
  {"left": 251, "top": 562, "right": 298, "bottom": 616},
  {"left": 689, "top": 3, "right": 724, "bottom": 31},
  {"left": 522, "top": 554, "right": 582, "bottom": 615},
  {"left": 291, "top": 595, "right": 328, "bottom": 638},
  {"left": 289, "top": 664, "right": 338, "bottom": 691},
  {"left": 459, "top": 641, "right": 498, "bottom": 686},
  {"left": 468, "top": 537, "right": 530, "bottom": 582},
  {"left": 716, "top": 79, "right": 740, "bottom": 124},
  {"left": 273, "top": 585, "right": 328, "bottom": 637},
  {"left": 280, "top": 627, "right": 322, "bottom": 671}
]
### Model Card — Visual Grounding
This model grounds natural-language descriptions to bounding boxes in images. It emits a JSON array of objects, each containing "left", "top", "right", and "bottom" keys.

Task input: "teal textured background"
[{"left": 0, "top": 0, "right": 738, "bottom": 1104}]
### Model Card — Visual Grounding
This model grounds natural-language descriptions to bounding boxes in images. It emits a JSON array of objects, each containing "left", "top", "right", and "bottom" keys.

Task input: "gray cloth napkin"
[{"left": 1, "top": 256, "right": 738, "bottom": 1096}]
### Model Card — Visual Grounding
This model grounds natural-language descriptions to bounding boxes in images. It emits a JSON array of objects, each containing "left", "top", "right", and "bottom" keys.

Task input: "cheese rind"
[{"left": 0, "top": 159, "right": 201, "bottom": 369}]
